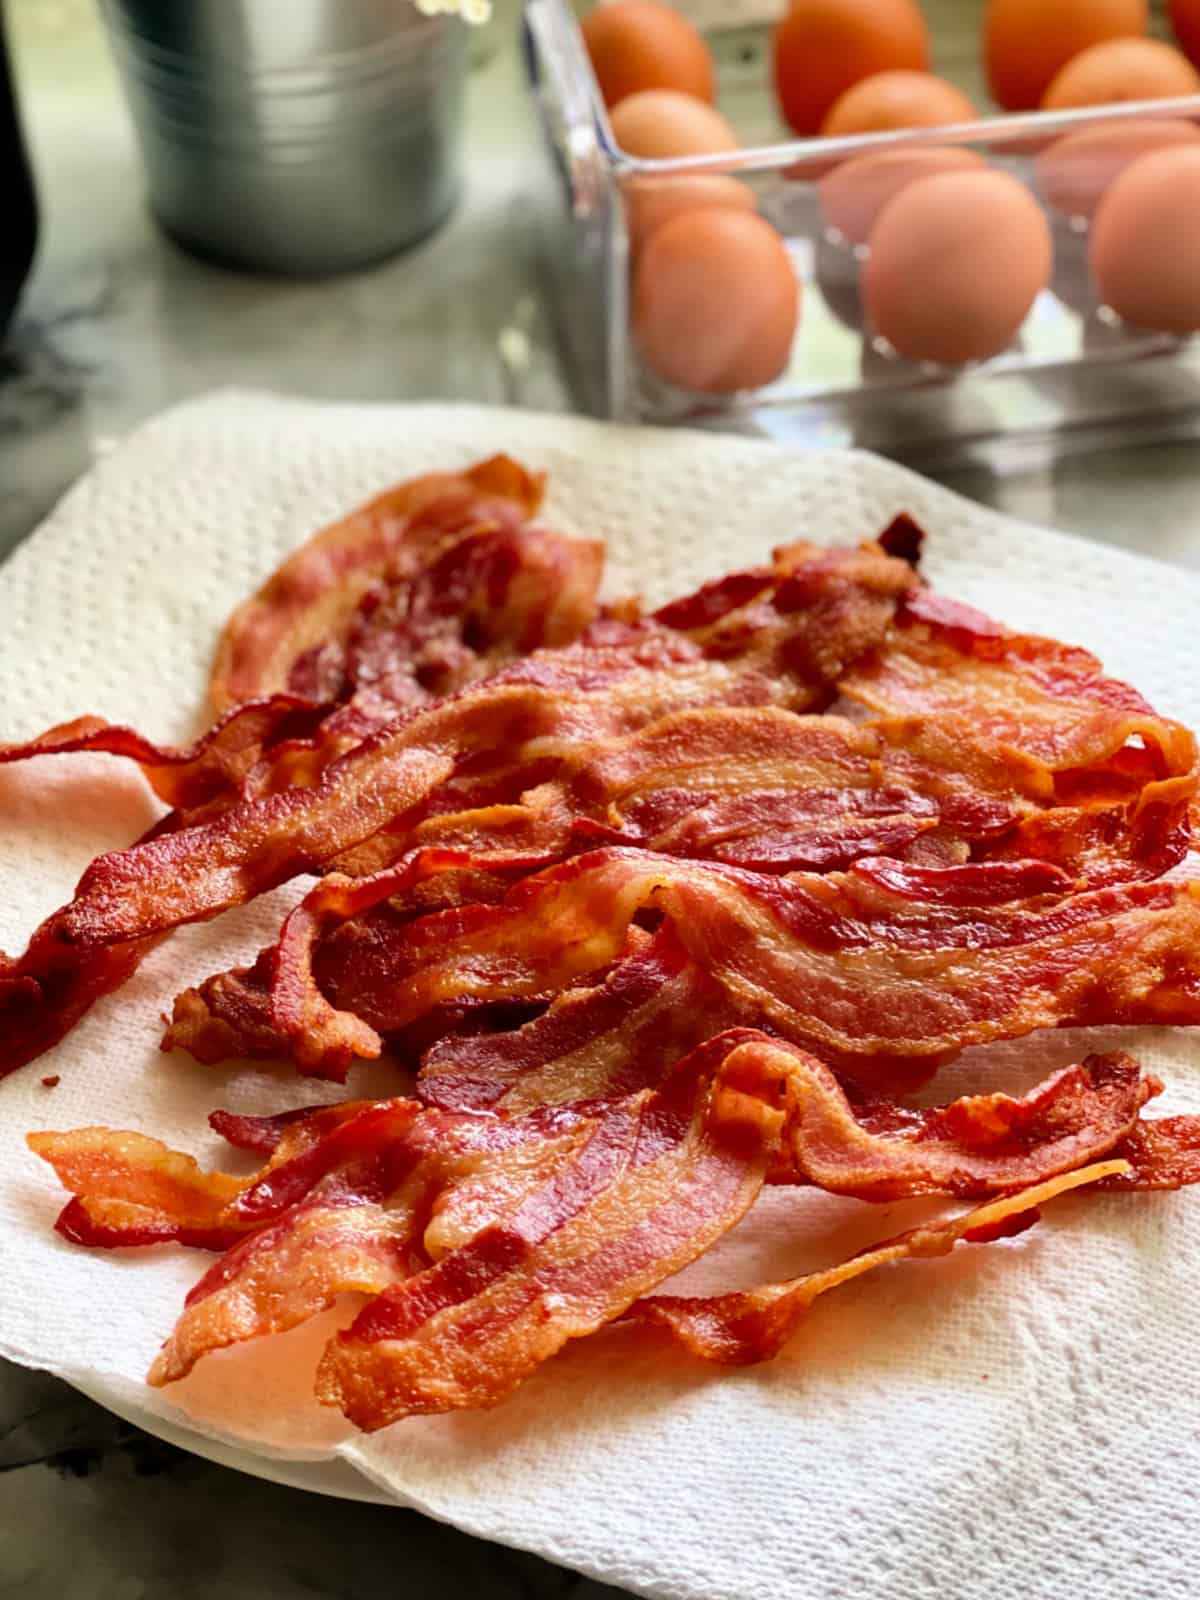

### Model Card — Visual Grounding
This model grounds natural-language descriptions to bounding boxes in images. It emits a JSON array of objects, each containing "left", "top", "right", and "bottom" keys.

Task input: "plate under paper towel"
[{"left": 2, "top": 392, "right": 1199, "bottom": 1600}]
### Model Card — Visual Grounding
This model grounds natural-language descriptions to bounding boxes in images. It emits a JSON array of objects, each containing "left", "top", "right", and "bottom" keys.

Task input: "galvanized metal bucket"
[{"left": 100, "top": 0, "right": 468, "bottom": 275}]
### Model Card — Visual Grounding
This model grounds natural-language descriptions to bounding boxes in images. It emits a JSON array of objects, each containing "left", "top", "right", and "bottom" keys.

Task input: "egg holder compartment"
[{"left": 524, "top": 0, "right": 1200, "bottom": 473}]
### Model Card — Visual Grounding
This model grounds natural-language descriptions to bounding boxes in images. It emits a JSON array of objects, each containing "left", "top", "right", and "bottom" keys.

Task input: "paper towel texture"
[{"left": 2, "top": 393, "right": 1199, "bottom": 1600}]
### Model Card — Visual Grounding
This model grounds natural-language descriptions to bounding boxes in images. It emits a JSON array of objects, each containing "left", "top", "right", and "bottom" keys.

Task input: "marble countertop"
[{"left": 3, "top": 1, "right": 1200, "bottom": 1594}]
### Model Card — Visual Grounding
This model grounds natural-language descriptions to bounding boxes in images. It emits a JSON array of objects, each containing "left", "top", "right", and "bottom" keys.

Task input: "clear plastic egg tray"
[{"left": 524, "top": 0, "right": 1200, "bottom": 472}]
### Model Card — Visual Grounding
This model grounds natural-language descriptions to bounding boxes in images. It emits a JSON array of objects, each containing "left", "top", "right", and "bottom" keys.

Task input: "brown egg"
[
  {"left": 1037, "top": 117, "right": 1200, "bottom": 219},
  {"left": 1171, "top": 0, "right": 1200, "bottom": 67},
  {"left": 819, "top": 146, "right": 987, "bottom": 246},
  {"left": 609, "top": 89, "right": 739, "bottom": 157},
  {"left": 633, "top": 210, "right": 800, "bottom": 392},
  {"left": 1042, "top": 38, "right": 1200, "bottom": 109},
  {"left": 772, "top": 0, "right": 930, "bottom": 137},
  {"left": 581, "top": 0, "right": 715, "bottom": 109},
  {"left": 864, "top": 170, "right": 1053, "bottom": 364},
  {"left": 819, "top": 72, "right": 978, "bottom": 137},
  {"left": 624, "top": 174, "right": 755, "bottom": 249},
  {"left": 984, "top": 0, "right": 1148, "bottom": 112},
  {"left": 1091, "top": 144, "right": 1200, "bottom": 331}
]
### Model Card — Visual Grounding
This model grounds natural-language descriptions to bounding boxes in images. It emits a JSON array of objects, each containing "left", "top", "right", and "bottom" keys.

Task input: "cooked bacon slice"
[
  {"left": 72, "top": 1100, "right": 588, "bottom": 1383},
  {"left": 313, "top": 1042, "right": 788, "bottom": 1426},
  {"left": 0, "top": 461, "right": 603, "bottom": 810},
  {"left": 27, "top": 1099, "right": 372, "bottom": 1249},
  {"left": 31, "top": 1031, "right": 1197, "bottom": 1423},
  {"left": 372, "top": 709, "right": 1027, "bottom": 875},
  {"left": 1098, "top": 1117, "right": 1200, "bottom": 1190},
  {"left": 653, "top": 534, "right": 920, "bottom": 692},
  {"left": 165, "top": 685, "right": 1199, "bottom": 1077},
  {"left": 550, "top": 696, "right": 1193, "bottom": 884},
  {"left": 415, "top": 927, "right": 729, "bottom": 1112},
  {"left": 843, "top": 589, "right": 1198, "bottom": 781},
  {"left": 144, "top": 1107, "right": 595, "bottom": 1389},
  {"left": 160, "top": 949, "right": 289, "bottom": 1068},
  {"left": 208, "top": 1102, "right": 341, "bottom": 1155},
  {"left": 0, "top": 936, "right": 153, "bottom": 1084},
  {"left": 29, "top": 1043, "right": 1192, "bottom": 1252},
  {"left": 0, "top": 696, "right": 326, "bottom": 810},
  {"left": 0, "top": 699, "right": 334, "bottom": 1081},
  {"left": 788, "top": 1048, "right": 1157, "bottom": 1198},
  {"left": 171, "top": 844, "right": 1200, "bottom": 1089},
  {"left": 623, "top": 1159, "right": 1128, "bottom": 1365},
  {"left": 223, "top": 847, "right": 1200, "bottom": 1091},
  {"left": 27, "top": 1128, "right": 249, "bottom": 1251},
  {"left": 0, "top": 802, "right": 201, "bottom": 1079},
  {"left": 840, "top": 593, "right": 1199, "bottom": 884},
  {"left": 209, "top": 455, "right": 601, "bottom": 712},
  {"left": 37, "top": 537, "right": 915, "bottom": 956}
]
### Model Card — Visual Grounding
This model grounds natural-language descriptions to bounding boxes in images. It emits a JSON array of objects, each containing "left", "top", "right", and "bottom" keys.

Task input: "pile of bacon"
[{"left": 6, "top": 454, "right": 1200, "bottom": 1431}]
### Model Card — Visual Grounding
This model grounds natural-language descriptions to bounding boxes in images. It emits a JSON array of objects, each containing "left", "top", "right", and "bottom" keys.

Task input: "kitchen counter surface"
[{"left": 3, "top": 1, "right": 1200, "bottom": 1595}]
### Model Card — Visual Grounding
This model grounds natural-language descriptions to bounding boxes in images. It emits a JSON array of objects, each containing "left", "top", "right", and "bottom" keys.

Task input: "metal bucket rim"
[{"left": 103, "top": 7, "right": 464, "bottom": 90}]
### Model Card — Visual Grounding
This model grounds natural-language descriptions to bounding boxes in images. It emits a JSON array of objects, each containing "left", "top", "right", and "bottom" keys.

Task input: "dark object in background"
[{"left": 0, "top": 11, "right": 37, "bottom": 342}]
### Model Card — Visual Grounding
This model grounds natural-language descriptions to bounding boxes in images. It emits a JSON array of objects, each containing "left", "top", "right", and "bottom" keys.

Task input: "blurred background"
[{"left": 3, "top": 0, "right": 1200, "bottom": 573}]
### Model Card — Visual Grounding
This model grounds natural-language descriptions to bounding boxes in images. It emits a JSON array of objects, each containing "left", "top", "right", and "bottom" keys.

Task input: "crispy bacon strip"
[
  {"left": 789, "top": 1048, "right": 1158, "bottom": 1198},
  {"left": 237, "top": 848, "right": 1200, "bottom": 1093},
  {"left": 653, "top": 532, "right": 921, "bottom": 692},
  {"left": 27, "top": 1129, "right": 249, "bottom": 1251},
  {"left": 336, "top": 708, "right": 1029, "bottom": 883},
  {"left": 313, "top": 1043, "right": 789, "bottom": 1426},
  {"left": 413, "top": 926, "right": 730, "bottom": 1112},
  {"left": 29, "top": 1043, "right": 1195, "bottom": 1250},
  {"left": 844, "top": 589, "right": 1198, "bottom": 782},
  {"left": 0, "top": 696, "right": 330, "bottom": 1081},
  {"left": 171, "top": 842, "right": 1200, "bottom": 1090},
  {"left": 0, "top": 699, "right": 333, "bottom": 1081},
  {"left": 0, "top": 460, "right": 610, "bottom": 1079},
  {"left": 375, "top": 696, "right": 1193, "bottom": 887},
  {"left": 209, "top": 455, "right": 599, "bottom": 709},
  {"left": 26, "top": 1100, "right": 372, "bottom": 1249},
  {"left": 0, "top": 463, "right": 604, "bottom": 814},
  {"left": 840, "top": 593, "right": 1199, "bottom": 884},
  {"left": 131, "top": 1105, "right": 589, "bottom": 1384},
  {"left": 166, "top": 679, "right": 1200, "bottom": 1076},
  {"left": 37, "top": 537, "right": 915, "bottom": 956},
  {"left": 0, "top": 801, "right": 205, "bottom": 1079},
  {"left": 31, "top": 1032, "right": 1198, "bottom": 1423},
  {"left": 624, "top": 1160, "right": 1128, "bottom": 1365},
  {"left": 1097, "top": 1118, "right": 1200, "bottom": 1190},
  {"left": 0, "top": 696, "right": 327, "bottom": 810},
  {"left": 0, "top": 938, "right": 152, "bottom": 1085}
]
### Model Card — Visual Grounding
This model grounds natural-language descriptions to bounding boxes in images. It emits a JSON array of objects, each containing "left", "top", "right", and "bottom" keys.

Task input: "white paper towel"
[{"left": 3, "top": 391, "right": 1200, "bottom": 1600}]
